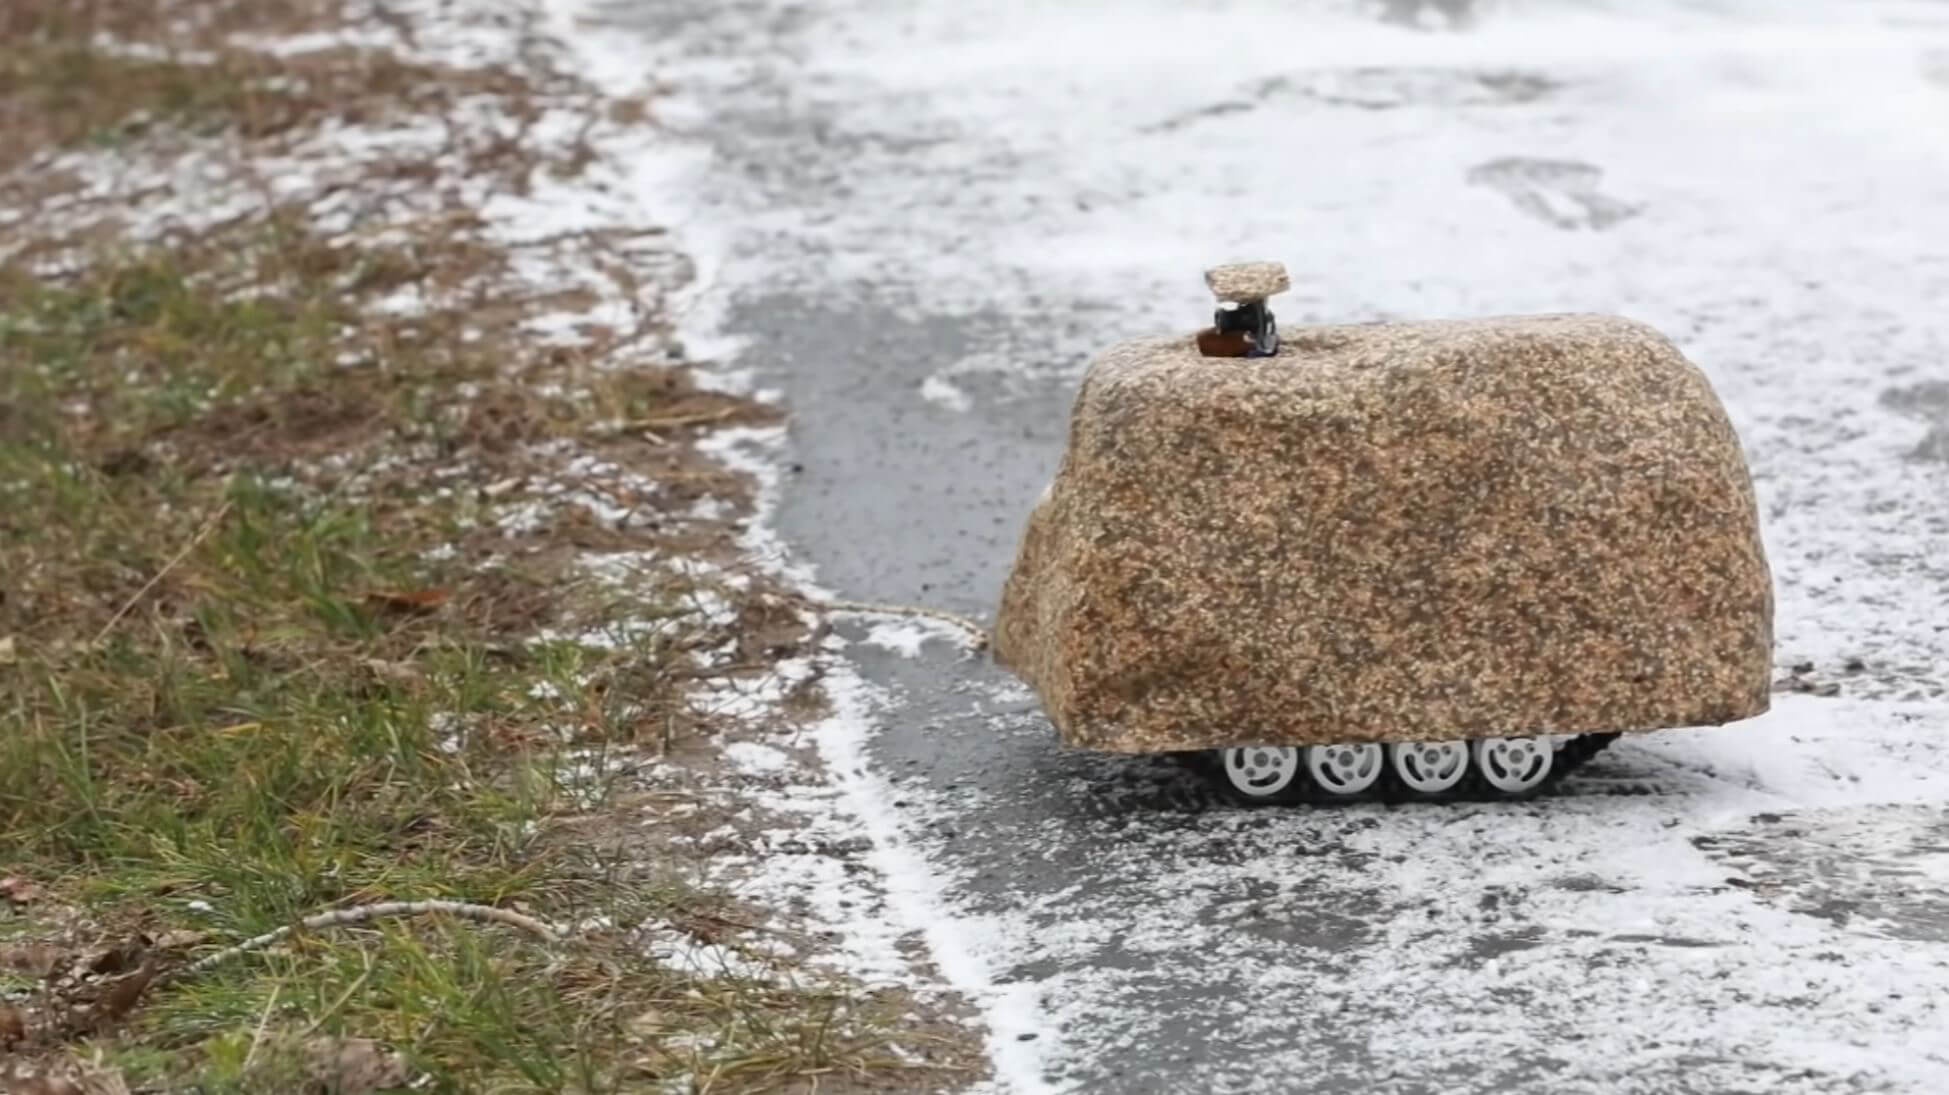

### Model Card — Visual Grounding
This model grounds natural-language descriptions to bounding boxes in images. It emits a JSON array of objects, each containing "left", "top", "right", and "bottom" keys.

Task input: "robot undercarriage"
[{"left": 1187, "top": 731, "right": 1622, "bottom": 805}]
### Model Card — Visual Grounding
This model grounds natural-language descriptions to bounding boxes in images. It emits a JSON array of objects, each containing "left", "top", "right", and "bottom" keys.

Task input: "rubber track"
[
  {"left": 1182, "top": 733, "right": 1622, "bottom": 808},
  {"left": 1444, "top": 731, "right": 1619, "bottom": 804}
]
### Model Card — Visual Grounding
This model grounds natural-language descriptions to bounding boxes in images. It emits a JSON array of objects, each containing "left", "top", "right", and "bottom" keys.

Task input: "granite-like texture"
[
  {"left": 1205, "top": 261, "right": 1291, "bottom": 301},
  {"left": 993, "top": 313, "right": 1774, "bottom": 752}
]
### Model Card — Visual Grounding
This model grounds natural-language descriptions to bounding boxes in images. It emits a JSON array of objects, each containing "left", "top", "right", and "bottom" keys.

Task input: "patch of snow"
[
  {"left": 689, "top": 427, "right": 820, "bottom": 588},
  {"left": 918, "top": 374, "right": 972, "bottom": 412},
  {"left": 229, "top": 27, "right": 399, "bottom": 57},
  {"left": 369, "top": 283, "right": 425, "bottom": 316},
  {"left": 860, "top": 620, "right": 942, "bottom": 659},
  {"left": 723, "top": 741, "right": 792, "bottom": 776},
  {"left": 690, "top": 656, "right": 818, "bottom": 722},
  {"left": 688, "top": 366, "right": 758, "bottom": 395},
  {"left": 577, "top": 549, "right": 660, "bottom": 585},
  {"left": 668, "top": 556, "right": 753, "bottom": 590},
  {"left": 529, "top": 617, "right": 672, "bottom": 652},
  {"left": 429, "top": 711, "right": 467, "bottom": 754},
  {"left": 493, "top": 499, "right": 552, "bottom": 536},
  {"left": 88, "top": 34, "right": 216, "bottom": 64},
  {"left": 645, "top": 937, "right": 778, "bottom": 980},
  {"left": 795, "top": 668, "right": 1054, "bottom": 1087}
]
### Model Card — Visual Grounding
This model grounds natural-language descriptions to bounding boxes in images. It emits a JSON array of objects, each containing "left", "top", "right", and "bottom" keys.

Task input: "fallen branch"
[
  {"left": 781, "top": 594, "right": 990, "bottom": 652},
  {"left": 171, "top": 900, "right": 567, "bottom": 983}
]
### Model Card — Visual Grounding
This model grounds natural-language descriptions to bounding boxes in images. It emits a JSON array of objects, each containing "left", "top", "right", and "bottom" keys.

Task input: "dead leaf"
[
  {"left": 359, "top": 658, "right": 422, "bottom": 685},
  {"left": 3, "top": 943, "right": 64, "bottom": 978},
  {"left": 364, "top": 589, "right": 449, "bottom": 614},
  {"left": 0, "top": 1003, "right": 24, "bottom": 1045},
  {"left": 152, "top": 929, "right": 207, "bottom": 951},
  {"left": 0, "top": 876, "right": 42, "bottom": 904},
  {"left": 0, "top": 634, "right": 15, "bottom": 665},
  {"left": 301, "top": 1037, "right": 409, "bottom": 1094},
  {"left": 92, "top": 962, "right": 156, "bottom": 1021}
]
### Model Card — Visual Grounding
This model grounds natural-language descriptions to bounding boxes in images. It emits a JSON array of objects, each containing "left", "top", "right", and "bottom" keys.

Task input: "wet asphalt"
[
  {"left": 750, "top": 292, "right": 1401, "bottom": 1091},
  {"left": 586, "top": 0, "right": 1949, "bottom": 1090},
  {"left": 726, "top": 250, "right": 1949, "bottom": 1095}
]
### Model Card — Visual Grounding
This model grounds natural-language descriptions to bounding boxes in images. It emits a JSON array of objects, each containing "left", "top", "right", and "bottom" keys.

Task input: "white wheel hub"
[
  {"left": 1387, "top": 740, "right": 1469, "bottom": 794},
  {"left": 1221, "top": 746, "right": 1302, "bottom": 798},
  {"left": 1306, "top": 742, "right": 1383, "bottom": 796},
  {"left": 1471, "top": 735, "right": 1554, "bottom": 794}
]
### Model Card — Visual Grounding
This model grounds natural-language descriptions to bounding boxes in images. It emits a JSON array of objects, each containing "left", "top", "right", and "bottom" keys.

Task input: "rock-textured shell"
[
  {"left": 1204, "top": 261, "right": 1291, "bottom": 301},
  {"left": 993, "top": 313, "right": 1774, "bottom": 753}
]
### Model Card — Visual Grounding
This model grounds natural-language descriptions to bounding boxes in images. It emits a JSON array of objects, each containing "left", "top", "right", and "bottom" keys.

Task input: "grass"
[
  {"left": 0, "top": 223, "right": 918, "bottom": 1095},
  {"left": 1, "top": 0, "right": 333, "bottom": 175},
  {"left": 0, "top": 1, "right": 971, "bottom": 1091}
]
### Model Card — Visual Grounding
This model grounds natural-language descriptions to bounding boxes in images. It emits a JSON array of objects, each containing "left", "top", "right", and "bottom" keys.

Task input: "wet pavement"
[{"left": 574, "top": 0, "right": 1949, "bottom": 1089}]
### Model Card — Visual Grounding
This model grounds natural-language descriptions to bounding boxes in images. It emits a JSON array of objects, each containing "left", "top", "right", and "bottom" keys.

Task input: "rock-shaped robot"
[{"left": 994, "top": 262, "right": 1774, "bottom": 804}]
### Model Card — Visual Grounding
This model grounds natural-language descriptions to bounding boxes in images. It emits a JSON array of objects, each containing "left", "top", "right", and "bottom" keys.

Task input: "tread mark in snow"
[{"left": 1467, "top": 157, "right": 1642, "bottom": 231}]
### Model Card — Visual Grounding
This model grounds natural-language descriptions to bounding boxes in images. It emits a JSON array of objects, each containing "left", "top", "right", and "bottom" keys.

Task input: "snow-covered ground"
[{"left": 550, "top": 0, "right": 1949, "bottom": 1090}]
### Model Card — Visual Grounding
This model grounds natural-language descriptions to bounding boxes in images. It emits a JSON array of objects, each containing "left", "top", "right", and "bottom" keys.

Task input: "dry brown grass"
[{"left": 0, "top": 0, "right": 981, "bottom": 1091}]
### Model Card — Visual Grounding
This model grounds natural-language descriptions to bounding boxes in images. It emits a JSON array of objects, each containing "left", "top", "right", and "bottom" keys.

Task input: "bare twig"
[
  {"left": 779, "top": 593, "right": 990, "bottom": 652},
  {"left": 171, "top": 900, "right": 567, "bottom": 983},
  {"left": 93, "top": 499, "right": 233, "bottom": 645},
  {"left": 620, "top": 406, "right": 742, "bottom": 430}
]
